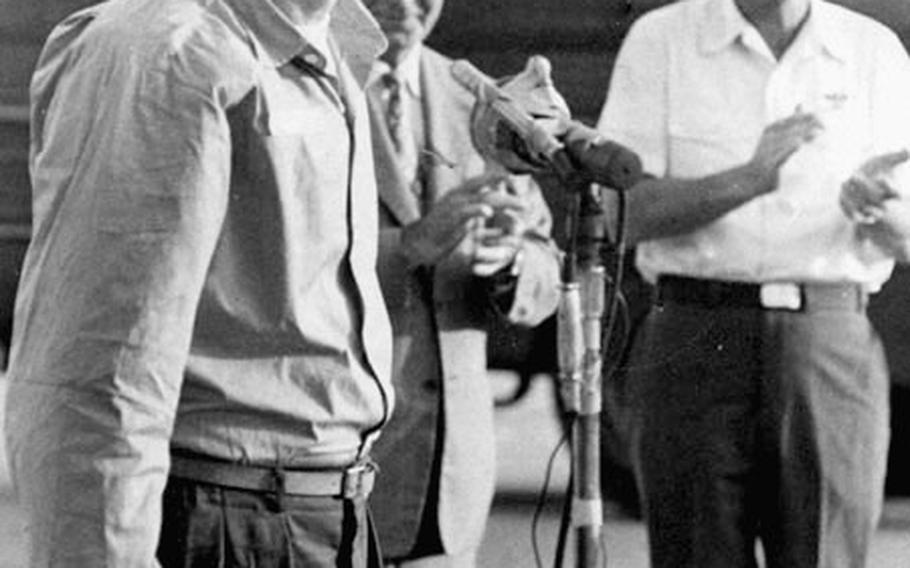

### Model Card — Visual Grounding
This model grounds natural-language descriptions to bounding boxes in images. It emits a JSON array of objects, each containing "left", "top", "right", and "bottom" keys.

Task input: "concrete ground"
[
  {"left": 481, "top": 374, "right": 910, "bottom": 567},
  {"left": 0, "top": 374, "right": 908, "bottom": 567}
]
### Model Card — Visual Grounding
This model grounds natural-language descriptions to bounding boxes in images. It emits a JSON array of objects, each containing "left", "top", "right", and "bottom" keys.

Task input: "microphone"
[
  {"left": 450, "top": 58, "right": 564, "bottom": 169},
  {"left": 450, "top": 58, "right": 643, "bottom": 191},
  {"left": 560, "top": 123, "right": 644, "bottom": 192}
]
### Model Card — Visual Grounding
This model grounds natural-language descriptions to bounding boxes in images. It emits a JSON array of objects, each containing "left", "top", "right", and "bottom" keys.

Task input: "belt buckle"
[
  {"left": 759, "top": 282, "right": 802, "bottom": 311},
  {"left": 342, "top": 460, "right": 377, "bottom": 499}
]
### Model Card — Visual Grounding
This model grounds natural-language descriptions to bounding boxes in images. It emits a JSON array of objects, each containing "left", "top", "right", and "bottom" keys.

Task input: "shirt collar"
[
  {"left": 224, "top": 0, "right": 387, "bottom": 86},
  {"left": 798, "top": 1, "right": 850, "bottom": 63},
  {"left": 368, "top": 44, "right": 423, "bottom": 99},
  {"left": 698, "top": 0, "right": 848, "bottom": 63}
]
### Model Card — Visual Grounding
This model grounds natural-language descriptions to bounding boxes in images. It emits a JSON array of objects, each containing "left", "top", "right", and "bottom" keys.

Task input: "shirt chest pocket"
[
  {"left": 803, "top": 91, "right": 868, "bottom": 161},
  {"left": 667, "top": 110, "right": 756, "bottom": 178},
  {"left": 256, "top": 91, "right": 352, "bottom": 177},
  {"left": 791, "top": 60, "right": 868, "bottom": 161}
]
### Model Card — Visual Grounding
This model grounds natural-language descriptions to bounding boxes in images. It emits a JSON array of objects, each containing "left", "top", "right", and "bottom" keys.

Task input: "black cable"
[
  {"left": 598, "top": 189, "right": 631, "bottom": 568},
  {"left": 553, "top": 448, "right": 573, "bottom": 568},
  {"left": 531, "top": 424, "right": 571, "bottom": 568},
  {"left": 543, "top": 153, "right": 633, "bottom": 568},
  {"left": 601, "top": 292, "right": 631, "bottom": 383},
  {"left": 601, "top": 190, "right": 629, "bottom": 364}
]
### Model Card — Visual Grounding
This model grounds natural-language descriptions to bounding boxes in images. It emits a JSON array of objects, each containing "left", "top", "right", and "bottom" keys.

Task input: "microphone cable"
[{"left": 530, "top": 188, "right": 633, "bottom": 568}]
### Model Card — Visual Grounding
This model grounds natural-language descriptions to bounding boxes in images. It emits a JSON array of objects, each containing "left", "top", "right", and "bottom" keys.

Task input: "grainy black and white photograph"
[{"left": 1, "top": 0, "right": 910, "bottom": 566}]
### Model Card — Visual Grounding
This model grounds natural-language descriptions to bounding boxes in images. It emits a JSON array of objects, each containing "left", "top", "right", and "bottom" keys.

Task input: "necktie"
[
  {"left": 382, "top": 72, "right": 406, "bottom": 153},
  {"left": 381, "top": 71, "right": 420, "bottom": 191}
]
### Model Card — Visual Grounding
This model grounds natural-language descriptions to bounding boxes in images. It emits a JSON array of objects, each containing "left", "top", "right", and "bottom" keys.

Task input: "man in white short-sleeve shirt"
[{"left": 594, "top": 0, "right": 910, "bottom": 565}]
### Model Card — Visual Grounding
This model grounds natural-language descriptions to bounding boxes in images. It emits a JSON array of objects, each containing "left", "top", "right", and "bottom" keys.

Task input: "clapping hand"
[
  {"left": 840, "top": 149, "right": 909, "bottom": 224},
  {"left": 749, "top": 110, "right": 824, "bottom": 194},
  {"left": 469, "top": 197, "right": 526, "bottom": 277},
  {"left": 400, "top": 174, "right": 526, "bottom": 269}
]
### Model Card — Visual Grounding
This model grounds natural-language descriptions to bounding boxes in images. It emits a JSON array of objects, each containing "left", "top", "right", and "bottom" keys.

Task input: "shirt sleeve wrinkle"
[
  {"left": 147, "top": 16, "right": 257, "bottom": 110},
  {"left": 18, "top": 49, "right": 234, "bottom": 568},
  {"left": 96, "top": 71, "right": 231, "bottom": 233}
]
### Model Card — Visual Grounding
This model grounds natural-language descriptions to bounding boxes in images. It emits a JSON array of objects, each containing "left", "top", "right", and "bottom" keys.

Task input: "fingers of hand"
[
  {"left": 438, "top": 177, "right": 524, "bottom": 225},
  {"left": 843, "top": 174, "right": 898, "bottom": 205},
  {"left": 471, "top": 242, "right": 519, "bottom": 276},
  {"left": 453, "top": 173, "right": 510, "bottom": 196},
  {"left": 841, "top": 176, "right": 894, "bottom": 224},
  {"left": 475, "top": 228, "right": 521, "bottom": 248},
  {"left": 439, "top": 190, "right": 525, "bottom": 227},
  {"left": 411, "top": 208, "right": 484, "bottom": 258},
  {"left": 756, "top": 113, "right": 822, "bottom": 168},
  {"left": 478, "top": 190, "right": 526, "bottom": 216},
  {"left": 861, "top": 149, "right": 910, "bottom": 177},
  {"left": 840, "top": 192, "right": 885, "bottom": 224},
  {"left": 482, "top": 210, "right": 525, "bottom": 238},
  {"left": 775, "top": 112, "right": 824, "bottom": 144}
]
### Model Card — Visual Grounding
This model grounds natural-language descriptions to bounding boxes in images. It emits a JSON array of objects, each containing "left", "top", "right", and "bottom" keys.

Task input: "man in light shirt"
[
  {"left": 6, "top": 0, "right": 394, "bottom": 565},
  {"left": 361, "top": 0, "right": 561, "bottom": 565},
  {"left": 594, "top": 0, "right": 910, "bottom": 566}
]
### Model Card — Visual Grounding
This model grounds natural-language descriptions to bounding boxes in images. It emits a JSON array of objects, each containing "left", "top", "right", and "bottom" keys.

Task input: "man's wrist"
[{"left": 739, "top": 160, "right": 777, "bottom": 197}]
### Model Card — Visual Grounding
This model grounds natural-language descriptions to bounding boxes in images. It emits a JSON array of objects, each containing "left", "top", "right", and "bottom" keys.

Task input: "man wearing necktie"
[{"left": 362, "top": 0, "right": 562, "bottom": 565}]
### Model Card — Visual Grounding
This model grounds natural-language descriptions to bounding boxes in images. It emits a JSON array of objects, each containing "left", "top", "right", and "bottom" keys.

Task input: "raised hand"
[
  {"left": 469, "top": 206, "right": 526, "bottom": 277},
  {"left": 840, "top": 149, "right": 909, "bottom": 224},
  {"left": 749, "top": 110, "right": 824, "bottom": 194}
]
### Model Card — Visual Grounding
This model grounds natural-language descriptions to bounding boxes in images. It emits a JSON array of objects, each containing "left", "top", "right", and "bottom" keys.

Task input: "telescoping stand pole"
[{"left": 554, "top": 159, "right": 609, "bottom": 568}]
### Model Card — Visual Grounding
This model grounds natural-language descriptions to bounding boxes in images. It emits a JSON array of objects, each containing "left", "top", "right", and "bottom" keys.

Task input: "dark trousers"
[
  {"left": 157, "top": 476, "right": 382, "bottom": 568},
  {"left": 628, "top": 299, "right": 890, "bottom": 568}
]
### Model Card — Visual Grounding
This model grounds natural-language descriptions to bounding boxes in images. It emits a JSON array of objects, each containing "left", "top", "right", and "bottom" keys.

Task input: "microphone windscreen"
[{"left": 563, "top": 124, "right": 643, "bottom": 190}]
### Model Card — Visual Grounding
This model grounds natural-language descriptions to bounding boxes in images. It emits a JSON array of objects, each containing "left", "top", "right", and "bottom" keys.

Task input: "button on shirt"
[
  {"left": 6, "top": 0, "right": 391, "bottom": 563},
  {"left": 598, "top": 0, "right": 910, "bottom": 290}
]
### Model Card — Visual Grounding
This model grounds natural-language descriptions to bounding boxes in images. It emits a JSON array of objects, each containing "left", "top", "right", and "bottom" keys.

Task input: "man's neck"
[
  {"left": 273, "top": 0, "right": 336, "bottom": 26},
  {"left": 736, "top": 0, "right": 810, "bottom": 58},
  {"left": 380, "top": 45, "right": 415, "bottom": 70}
]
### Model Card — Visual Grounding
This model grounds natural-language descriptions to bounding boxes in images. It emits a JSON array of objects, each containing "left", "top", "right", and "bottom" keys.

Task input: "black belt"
[
  {"left": 169, "top": 454, "right": 377, "bottom": 499},
  {"left": 656, "top": 275, "right": 867, "bottom": 312}
]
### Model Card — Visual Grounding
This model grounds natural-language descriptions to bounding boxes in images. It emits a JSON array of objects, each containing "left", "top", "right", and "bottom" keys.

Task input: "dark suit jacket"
[{"left": 368, "top": 46, "right": 561, "bottom": 558}]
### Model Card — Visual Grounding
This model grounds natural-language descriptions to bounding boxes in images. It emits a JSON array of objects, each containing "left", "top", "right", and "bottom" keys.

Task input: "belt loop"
[
  {"left": 858, "top": 285, "right": 869, "bottom": 312},
  {"left": 272, "top": 464, "right": 286, "bottom": 508}
]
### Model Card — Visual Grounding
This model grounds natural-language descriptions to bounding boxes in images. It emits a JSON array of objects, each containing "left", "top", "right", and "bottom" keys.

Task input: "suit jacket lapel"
[
  {"left": 420, "top": 50, "right": 485, "bottom": 206},
  {"left": 368, "top": 88, "right": 422, "bottom": 226}
]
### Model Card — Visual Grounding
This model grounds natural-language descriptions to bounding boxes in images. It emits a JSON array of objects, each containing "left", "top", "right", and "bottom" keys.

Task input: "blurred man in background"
[
  {"left": 595, "top": 0, "right": 910, "bottom": 566},
  {"left": 362, "top": 0, "right": 561, "bottom": 565}
]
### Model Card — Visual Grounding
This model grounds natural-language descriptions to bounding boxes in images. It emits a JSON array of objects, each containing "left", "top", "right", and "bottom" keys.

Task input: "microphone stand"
[
  {"left": 447, "top": 55, "right": 641, "bottom": 566},
  {"left": 551, "top": 152, "right": 608, "bottom": 568}
]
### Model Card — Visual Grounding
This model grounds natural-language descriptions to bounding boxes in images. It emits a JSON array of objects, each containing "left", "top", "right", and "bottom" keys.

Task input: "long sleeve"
[{"left": 8, "top": 28, "right": 232, "bottom": 564}]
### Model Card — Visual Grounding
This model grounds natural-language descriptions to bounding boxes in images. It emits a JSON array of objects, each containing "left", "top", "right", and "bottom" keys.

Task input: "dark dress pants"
[
  {"left": 157, "top": 476, "right": 382, "bottom": 568},
  {"left": 628, "top": 300, "right": 890, "bottom": 568}
]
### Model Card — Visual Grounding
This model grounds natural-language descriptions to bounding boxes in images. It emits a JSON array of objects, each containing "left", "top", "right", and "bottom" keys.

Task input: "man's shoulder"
[
  {"left": 815, "top": 1, "right": 908, "bottom": 65},
  {"left": 819, "top": 1, "right": 904, "bottom": 43},
  {"left": 73, "top": 0, "right": 257, "bottom": 93},
  {"left": 418, "top": 46, "right": 473, "bottom": 107},
  {"left": 632, "top": 0, "right": 710, "bottom": 31},
  {"left": 617, "top": 0, "right": 711, "bottom": 52},
  {"left": 419, "top": 46, "right": 456, "bottom": 78}
]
